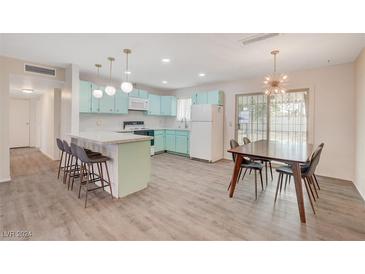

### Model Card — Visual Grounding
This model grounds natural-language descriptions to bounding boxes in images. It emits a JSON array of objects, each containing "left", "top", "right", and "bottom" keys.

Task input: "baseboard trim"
[{"left": 0, "top": 177, "right": 11, "bottom": 183}]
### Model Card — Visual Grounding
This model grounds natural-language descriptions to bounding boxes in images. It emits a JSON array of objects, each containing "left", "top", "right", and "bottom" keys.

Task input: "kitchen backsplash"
[{"left": 80, "top": 111, "right": 167, "bottom": 131}]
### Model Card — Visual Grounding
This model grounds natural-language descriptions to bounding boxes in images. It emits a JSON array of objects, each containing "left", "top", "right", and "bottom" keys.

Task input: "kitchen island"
[{"left": 70, "top": 131, "right": 153, "bottom": 198}]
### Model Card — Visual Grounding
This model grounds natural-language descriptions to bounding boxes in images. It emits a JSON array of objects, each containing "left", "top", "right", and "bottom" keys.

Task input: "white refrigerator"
[{"left": 190, "top": 104, "right": 224, "bottom": 162}]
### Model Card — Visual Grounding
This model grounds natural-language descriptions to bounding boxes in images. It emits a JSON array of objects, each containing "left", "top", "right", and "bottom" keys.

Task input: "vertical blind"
[{"left": 236, "top": 90, "right": 308, "bottom": 144}]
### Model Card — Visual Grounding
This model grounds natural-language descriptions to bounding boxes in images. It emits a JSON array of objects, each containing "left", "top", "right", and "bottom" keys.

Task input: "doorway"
[{"left": 9, "top": 98, "right": 31, "bottom": 148}]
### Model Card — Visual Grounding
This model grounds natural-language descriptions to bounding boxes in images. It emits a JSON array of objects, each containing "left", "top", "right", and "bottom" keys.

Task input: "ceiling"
[
  {"left": 1, "top": 33, "right": 365, "bottom": 90},
  {"left": 9, "top": 74, "right": 64, "bottom": 99}
]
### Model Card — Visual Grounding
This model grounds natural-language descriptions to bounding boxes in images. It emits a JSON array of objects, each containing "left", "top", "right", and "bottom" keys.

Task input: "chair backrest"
[
  {"left": 70, "top": 143, "right": 79, "bottom": 158},
  {"left": 243, "top": 137, "right": 251, "bottom": 145},
  {"left": 305, "top": 144, "right": 324, "bottom": 176},
  {"left": 62, "top": 140, "right": 72, "bottom": 154},
  {"left": 75, "top": 144, "right": 90, "bottom": 163},
  {"left": 56, "top": 138, "right": 64, "bottom": 152},
  {"left": 230, "top": 139, "right": 240, "bottom": 162}
]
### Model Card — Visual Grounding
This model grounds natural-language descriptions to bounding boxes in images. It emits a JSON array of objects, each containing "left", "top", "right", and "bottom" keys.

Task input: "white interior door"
[{"left": 9, "top": 99, "right": 30, "bottom": 148}]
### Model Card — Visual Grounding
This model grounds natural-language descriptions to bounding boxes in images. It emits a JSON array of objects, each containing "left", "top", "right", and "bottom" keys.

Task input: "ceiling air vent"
[
  {"left": 24, "top": 63, "right": 56, "bottom": 77},
  {"left": 239, "top": 33, "right": 279, "bottom": 46}
]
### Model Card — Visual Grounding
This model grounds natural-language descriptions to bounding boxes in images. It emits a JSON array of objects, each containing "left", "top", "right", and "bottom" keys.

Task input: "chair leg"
[
  {"left": 99, "top": 163, "right": 105, "bottom": 190},
  {"left": 259, "top": 170, "right": 264, "bottom": 190},
  {"left": 237, "top": 168, "right": 242, "bottom": 183},
  {"left": 304, "top": 178, "right": 316, "bottom": 214},
  {"left": 274, "top": 173, "right": 282, "bottom": 203},
  {"left": 84, "top": 164, "right": 90, "bottom": 208},
  {"left": 254, "top": 170, "right": 257, "bottom": 200},
  {"left": 284, "top": 174, "right": 289, "bottom": 190},
  {"left": 313, "top": 174, "right": 321, "bottom": 190},
  {"left": 57, "top": 151, "right": 64, "bottom": 179},
  {"left": 104, "top": 161, "right": 113, "bottom": 199},
  {"left": 241, "top": 168, "right": 248, "bottom": 181},
  {"left": 71, "top": 158, "right": 78, "bottom": 191},
  {"left": 269, "top": 161, "right": 273, "bottom": 180},
  {"left": 288, "top": 176, "right": 291, "bottom": 185},
  {"left": 67, "top": 155, "right": 74, "bottom": 190},
  {"left": 265, "top": 162, "right": 268, "bottom": 186},
  {"left": 306, "top": 177, "right": 316, "bottom": 201},
  {"left": 78, "top": 163, "right": 84, "bottom": 199},
  {"left": 309, "top": 176, "right": 319, "bottom": 198},
  {"left": 280, "top": 174, "right": 285, "bottom": 193}
]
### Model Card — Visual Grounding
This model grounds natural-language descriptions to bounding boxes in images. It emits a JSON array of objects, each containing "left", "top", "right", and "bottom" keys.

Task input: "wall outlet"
[{"left": 96, "top": 119, "right": 102, "bottom": 127}]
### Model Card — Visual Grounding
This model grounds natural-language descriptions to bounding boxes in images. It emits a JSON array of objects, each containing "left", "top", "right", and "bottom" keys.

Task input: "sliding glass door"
[{"left": 235, "top": 89, "right": 309, "bottom": 144}]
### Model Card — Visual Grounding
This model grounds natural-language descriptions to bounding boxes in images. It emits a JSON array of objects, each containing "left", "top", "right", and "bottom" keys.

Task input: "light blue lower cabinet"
[
  {"left": 154, "top": 130, "right": 165, "bottom": 153},
  {"left": 156, "top": 130, "right": 189, "bottom": 156}
]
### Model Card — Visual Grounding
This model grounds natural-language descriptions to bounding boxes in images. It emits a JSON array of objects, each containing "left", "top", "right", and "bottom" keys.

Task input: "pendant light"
[
  {"left": 92, "top": 64, "right": 103, "bottom": 98},
  {"left": 105, "top": 57, "right": 116, "bottom": 96},
  {"left": 121, "top": 49, "right": 133, "bottom": 93},
  {"left": 263, "top": 50, "right": 288, "bottom": 96}
]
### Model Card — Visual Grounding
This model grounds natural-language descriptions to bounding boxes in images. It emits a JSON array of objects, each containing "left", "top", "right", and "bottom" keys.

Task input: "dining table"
[{"left": 227, "top": 140, "right": 314, "bottom": 223}]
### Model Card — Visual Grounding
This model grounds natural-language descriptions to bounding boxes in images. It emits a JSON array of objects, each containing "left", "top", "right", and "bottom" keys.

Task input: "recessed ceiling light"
[
  {"left": 125, "top": 71, "right": 131, "bottom": 75},
  {"left": 22, "top": 89, "right": 34, "bottom": 94},
  {"left": 198, "top": 73, "right": 206, "bottom": 77},
  {"left": 162, "top": 80, "right": 168, "bottom": 84},
  {"left": 161, "top": 58, "right": 171, "bottom": 63}
]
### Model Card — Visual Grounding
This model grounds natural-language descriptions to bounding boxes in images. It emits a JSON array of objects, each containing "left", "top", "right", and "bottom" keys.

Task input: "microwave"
[{"left": 128, "top": 97, "right": 149, "bottom": 111}]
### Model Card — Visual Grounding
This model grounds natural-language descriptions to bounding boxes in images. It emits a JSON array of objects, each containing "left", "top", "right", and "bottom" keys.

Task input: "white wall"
[
  {"left": 173, "top": 63, "right": 356, "bottom": 182},
  {"left": 36, "top": 89, "right": 61, "bottom": 160},
  {"left": 354, "top": 49, "right": 365, "bottom": 198},
  {"left": 0, "top": 57, "right": 10, "bottom": 182}
]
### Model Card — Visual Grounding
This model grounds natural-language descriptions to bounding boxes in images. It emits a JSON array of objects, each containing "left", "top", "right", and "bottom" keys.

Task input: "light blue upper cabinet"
[
  {"left": 207, "top": 90, "right": 224, "bottom": 105},
  {"left": 148, "top": 94, "right": 161, "bottom": 115},
  {"left": 138, "top": 90, "right": 148, "bottom": 99},
  {"left": 79, "top": 81, "right": 92, "bottom": 112},
  {"left": 196, "top": 92, "right": 208, "bottom": 104},
  {"left": 128, "top": 89, "right": 140, "bottom": 98},
  {"left": 170, "top": 96, "right": 177, "bottom": 116},
  {"left": 192, "top": 90, "right": 224, "bottom": 105},
  {"left": 160, "top": 96, "right": 170, "bottom": 116},
  {"left": 91, "top": 83, "right": 101, "bottom": 113},
  {"left": 160, "top": 96, "right": 177, "bottom": 116},
  {"left": 115, "top": 89, "right": 129, "bottom": 114},
  {"left": 99, "top": 91, "right": 115, "bottom": 113}
]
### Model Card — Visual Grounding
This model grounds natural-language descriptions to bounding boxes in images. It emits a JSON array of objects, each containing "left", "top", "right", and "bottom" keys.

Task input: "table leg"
[
  {"left": 229, "top": 154, "right": 243, "bottom": 198},
  {"left": 292, "top": 162, "right": 306, "bottom": 223}
]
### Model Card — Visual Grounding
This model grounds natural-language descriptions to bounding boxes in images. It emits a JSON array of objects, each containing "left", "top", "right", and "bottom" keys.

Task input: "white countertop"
[
  {"left": 117, "top": 128, "right": 190, "bottom": 133},
  {"left": 70, "top": 131, "right": 153, "bottom": 145}
]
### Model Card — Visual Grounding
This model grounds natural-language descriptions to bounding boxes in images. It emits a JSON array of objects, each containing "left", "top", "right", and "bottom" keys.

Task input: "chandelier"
[{"left": 263, "top": 50, "right": 288, "bottom": 95}]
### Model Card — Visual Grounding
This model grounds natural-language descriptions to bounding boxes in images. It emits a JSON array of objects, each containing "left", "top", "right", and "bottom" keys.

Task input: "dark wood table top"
[{"left": 228, "top": 140, "right": 314, "bottom": 164}]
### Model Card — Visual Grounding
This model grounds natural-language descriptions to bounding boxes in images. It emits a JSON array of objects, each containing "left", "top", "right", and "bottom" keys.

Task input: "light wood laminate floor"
[{"left": 1, "top": 148, "right": 365, "bottom": 240}]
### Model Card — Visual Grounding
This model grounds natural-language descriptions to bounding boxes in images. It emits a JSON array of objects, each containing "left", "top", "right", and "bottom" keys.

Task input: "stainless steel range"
[{"left": 123, "top": 121, "right": 155, "bottom": 155}]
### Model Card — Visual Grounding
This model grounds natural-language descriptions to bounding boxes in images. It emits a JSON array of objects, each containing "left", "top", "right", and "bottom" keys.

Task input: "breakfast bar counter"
[{"left": 70, "top": 131, "right": 153, "bottom": 198}]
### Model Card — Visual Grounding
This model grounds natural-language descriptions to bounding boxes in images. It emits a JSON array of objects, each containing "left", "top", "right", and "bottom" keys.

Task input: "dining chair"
[
  {"left": 243, "top": 137, "right": 273, "bottom": 184},
  {"left": 274, "top": 144, "right": 324, "bottom": 214},
  {"left": 228, "top": 139, "right": 264, "bottom": 200}
]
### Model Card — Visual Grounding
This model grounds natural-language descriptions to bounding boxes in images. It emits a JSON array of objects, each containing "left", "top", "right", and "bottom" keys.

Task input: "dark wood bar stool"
[
  {"left": 74, "top": 144, "right": 113, "bottom": 208},
  {"left": 56, "top": 138, "right": 66, "bottom": 179}
]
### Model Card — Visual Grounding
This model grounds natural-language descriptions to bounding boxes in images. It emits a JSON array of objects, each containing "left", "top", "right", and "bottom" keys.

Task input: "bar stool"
[
  {"left": 56, "top": 138, "right": 66, "bottom": 179},
  {"left": 68, "top": 143, "right": 102, "bottom": 191},
  {"left": 75, "top": 144, "right": 113, "bottom": 208},
  {"left": 62, "top": 140, "right": 102, "bottom": 189}
]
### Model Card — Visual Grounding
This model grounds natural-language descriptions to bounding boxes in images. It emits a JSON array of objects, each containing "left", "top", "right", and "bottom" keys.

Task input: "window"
[
  {"left": 236, "top": 89, "right": 309, "bottom": 144},
  {"left": 176, "top": 98, "right": 192, "bottom": 121}
]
